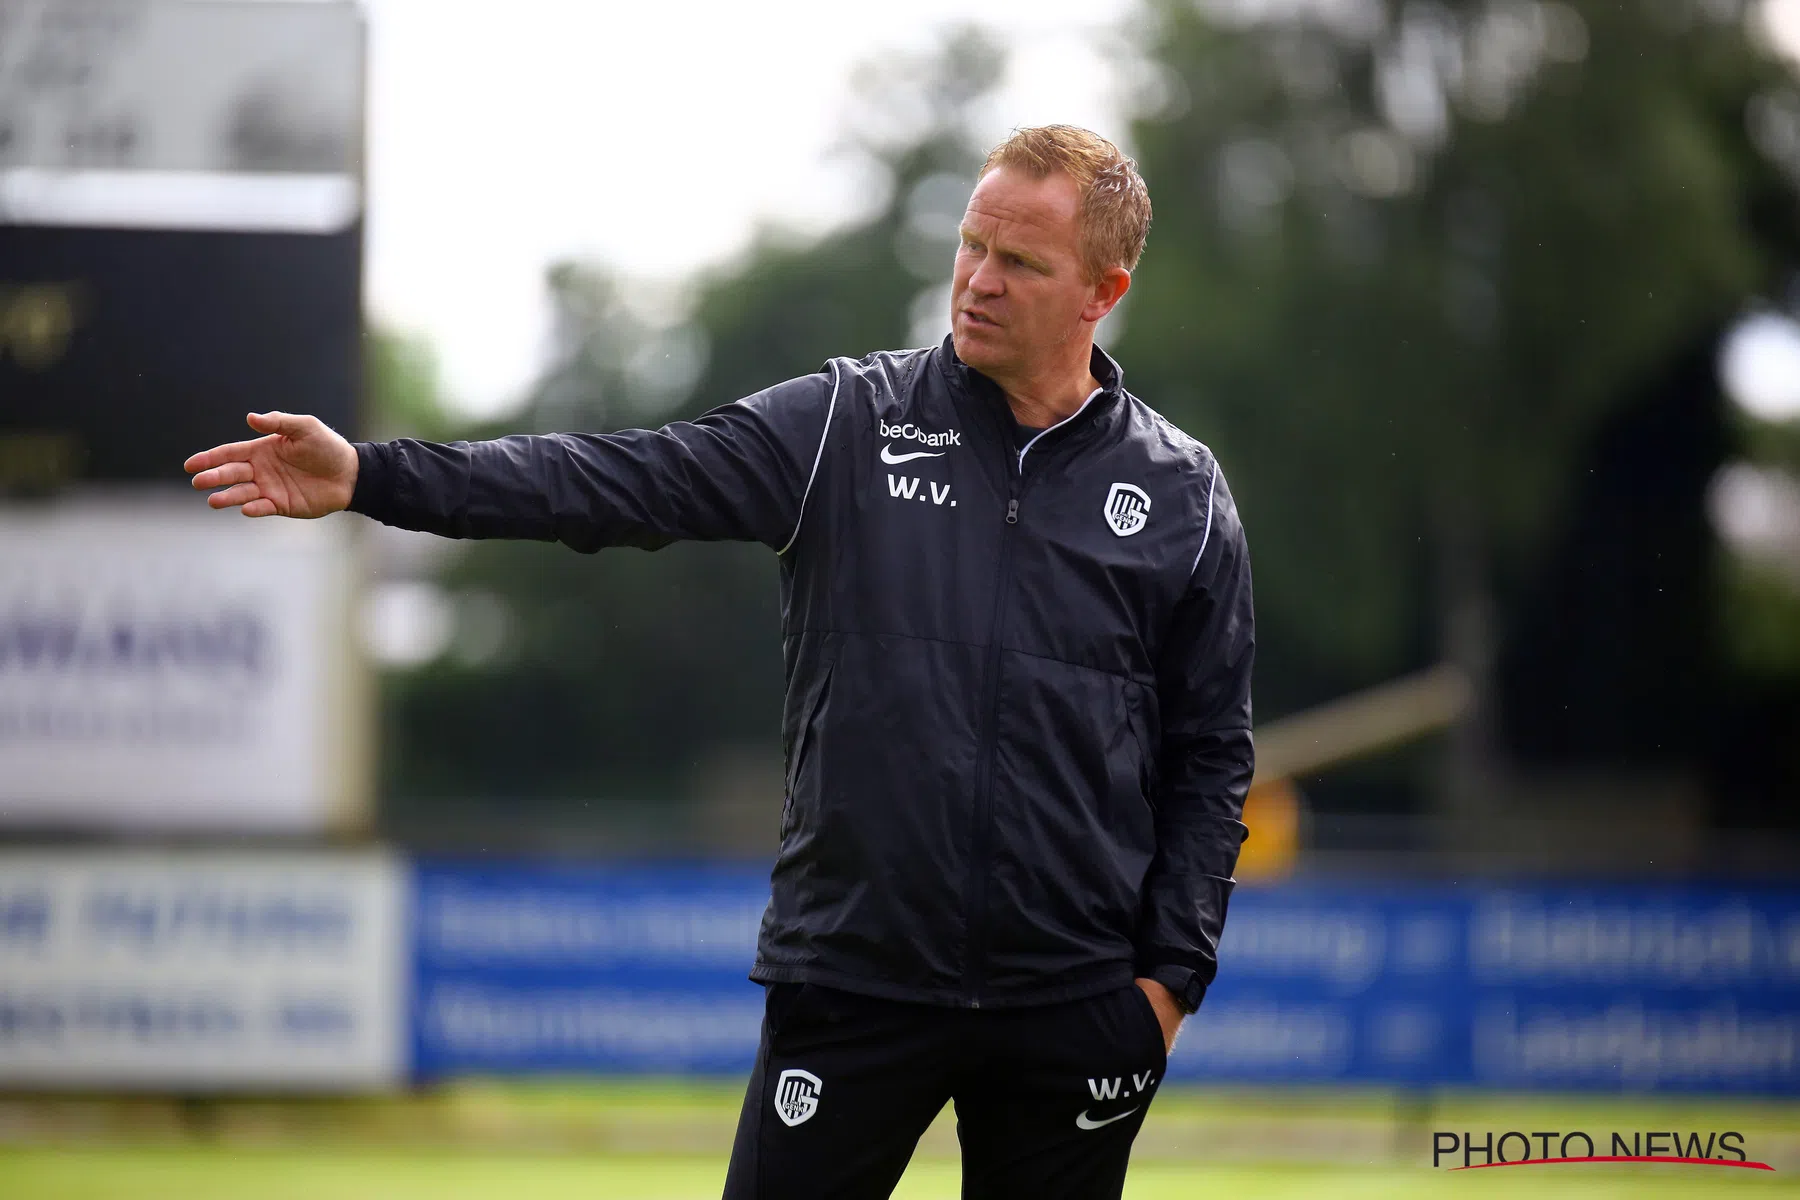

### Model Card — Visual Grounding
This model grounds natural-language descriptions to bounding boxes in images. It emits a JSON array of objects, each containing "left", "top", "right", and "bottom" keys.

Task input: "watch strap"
[{"left": 1148, "top": 965, "right": 1205, "bottom": 1014}]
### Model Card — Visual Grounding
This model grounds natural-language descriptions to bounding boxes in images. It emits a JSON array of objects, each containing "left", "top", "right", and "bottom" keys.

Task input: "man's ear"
[{"left": 1082, "top": 267, "right": 1132, "bottom": 324}]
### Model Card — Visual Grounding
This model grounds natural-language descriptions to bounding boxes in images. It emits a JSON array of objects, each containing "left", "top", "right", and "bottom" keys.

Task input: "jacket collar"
[{"left": 935, "top": 335, "right": 1126, "bottom": 415}]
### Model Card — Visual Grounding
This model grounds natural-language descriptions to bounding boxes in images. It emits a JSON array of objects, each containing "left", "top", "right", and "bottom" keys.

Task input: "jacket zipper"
[
  {"left": 961, "top": 389, "right": 1105, "bottom": 1008},
  {"left": 963, "top": 470, "right": 1021, "bottom": 1008}
]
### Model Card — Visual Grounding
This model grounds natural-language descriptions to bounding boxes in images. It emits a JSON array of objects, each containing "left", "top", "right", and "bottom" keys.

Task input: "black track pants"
[{"left": 722, "top": 982, "right": 1169, "bottom": 1200}]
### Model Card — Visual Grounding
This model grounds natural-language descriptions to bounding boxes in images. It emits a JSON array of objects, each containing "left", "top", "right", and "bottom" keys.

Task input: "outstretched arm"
[{"left": 185, "top": 369, "right": 839, "bottom": 553}]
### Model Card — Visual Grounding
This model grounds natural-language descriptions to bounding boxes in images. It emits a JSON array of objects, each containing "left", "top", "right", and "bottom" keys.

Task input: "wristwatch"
[{"left": 1148, "top": 965, "right": 1206, "bottom": 1015}]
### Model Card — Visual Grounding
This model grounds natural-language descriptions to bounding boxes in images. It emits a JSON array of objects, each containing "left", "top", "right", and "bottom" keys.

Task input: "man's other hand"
[
  {"left": 1134, "top": 977, "right": 1183, "bottom": 1054},
  {"left": 184, "top": 411, "right": 358, "bottom": 518}
]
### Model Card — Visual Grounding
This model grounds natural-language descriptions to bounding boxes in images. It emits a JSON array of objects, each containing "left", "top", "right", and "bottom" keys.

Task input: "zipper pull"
[{"left": 1005, "top": 498, "right": 1019, "bottom": 525}]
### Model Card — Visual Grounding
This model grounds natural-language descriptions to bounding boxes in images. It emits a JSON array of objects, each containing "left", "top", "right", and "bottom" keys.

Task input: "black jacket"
[{"left": 351, "top": 339, "right": 1254, "bottom": 1010}]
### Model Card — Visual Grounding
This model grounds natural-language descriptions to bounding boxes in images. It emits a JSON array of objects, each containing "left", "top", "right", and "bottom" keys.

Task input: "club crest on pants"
[{"left": 774, "top": 1068, "right": 822, "bottom": 1127}]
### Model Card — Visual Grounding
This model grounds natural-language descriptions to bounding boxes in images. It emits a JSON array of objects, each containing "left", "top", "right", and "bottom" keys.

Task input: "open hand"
[{"left": 184, "top": 411, "right": 358, "bottom": 518}]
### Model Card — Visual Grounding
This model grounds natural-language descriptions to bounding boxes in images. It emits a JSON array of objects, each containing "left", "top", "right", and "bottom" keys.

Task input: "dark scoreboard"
[
  {"left": 0, "top": 0, "right": 364, "bottom": 490},
  {"left": 0, "top": 220, "right": 361, "bottom": 487}
]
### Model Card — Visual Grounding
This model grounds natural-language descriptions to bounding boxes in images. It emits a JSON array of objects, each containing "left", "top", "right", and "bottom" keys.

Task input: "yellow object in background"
[
  {"left": 1232, "top": 664, "right": 1472, "bottom": 883},
  {"left": 1236, "top": 778, "right": 1300, "bottom": 881}
]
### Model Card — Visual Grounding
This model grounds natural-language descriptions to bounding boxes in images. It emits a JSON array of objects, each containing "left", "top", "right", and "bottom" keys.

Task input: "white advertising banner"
[
  {"left": 0, "top": 849, "right": 405, "bottom": 1090},
  {"left": 0, "top": 499, "right": 366, "bottom": 833}
]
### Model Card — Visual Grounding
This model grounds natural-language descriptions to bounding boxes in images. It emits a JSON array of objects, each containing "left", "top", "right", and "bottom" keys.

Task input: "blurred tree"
[
  {"left": 1115, "top": 0, "right": 1800, "bottom": 820},
  {"left": 1722, "top": 399, "right": 1800, "bottom": 675},
  {"left": 363, "top": 325, "right": 454, "bottom": 441}
]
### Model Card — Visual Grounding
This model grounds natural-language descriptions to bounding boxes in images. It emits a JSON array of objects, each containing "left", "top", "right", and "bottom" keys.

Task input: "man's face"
[{"left": 950, "top": 166, "right": 1116, "bottom": 379}]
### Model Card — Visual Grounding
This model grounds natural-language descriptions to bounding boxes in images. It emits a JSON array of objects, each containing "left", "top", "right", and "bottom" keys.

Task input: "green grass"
[
  {"left": 2, "top": 1083, "right": 1795, "bottom": 1198},
  {"left": 0, "top": 1147, "right": 1795, "bottom": 1200}
]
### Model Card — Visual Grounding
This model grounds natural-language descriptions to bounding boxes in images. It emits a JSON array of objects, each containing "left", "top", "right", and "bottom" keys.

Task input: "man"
[{"left": 186, "top": 125, "right": 1253, "bottom": 1198}]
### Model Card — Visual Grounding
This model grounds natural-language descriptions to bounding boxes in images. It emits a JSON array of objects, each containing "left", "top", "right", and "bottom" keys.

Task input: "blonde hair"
[{"left": 980, "top": 125, "right": 1151, "bottom": 282}]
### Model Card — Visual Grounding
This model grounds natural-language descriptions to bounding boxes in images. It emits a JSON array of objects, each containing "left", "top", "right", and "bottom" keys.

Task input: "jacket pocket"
[{"left": 1119, "top": 677, "right": 1157, "bottom": 814}]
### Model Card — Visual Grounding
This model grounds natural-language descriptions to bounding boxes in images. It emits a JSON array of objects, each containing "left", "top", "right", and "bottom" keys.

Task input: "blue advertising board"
[
  {"left": 410, "top": 863, "right": 1800, "bottom": 1094},
  {"left": 1182, "top": 884, "right": 1800, "bottom": 1093},
  {"left": 411, "top": 862, "right": 770, "bottom": 1078},
  {"left": 1460, "top": 886, "right": 1800, "bottom": 1093}
]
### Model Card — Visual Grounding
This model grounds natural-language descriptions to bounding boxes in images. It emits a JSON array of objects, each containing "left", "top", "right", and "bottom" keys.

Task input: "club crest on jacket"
[{"left": 1104, "top": 482, "right": 1151, "bottom": 536}]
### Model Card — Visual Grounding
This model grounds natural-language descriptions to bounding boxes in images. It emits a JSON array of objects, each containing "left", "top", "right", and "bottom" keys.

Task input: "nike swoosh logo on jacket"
[{"left": 880, "top": 444, "right": 946, "bottom": 464}]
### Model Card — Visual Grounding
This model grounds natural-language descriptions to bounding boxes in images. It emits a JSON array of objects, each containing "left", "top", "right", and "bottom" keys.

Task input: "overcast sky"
[{"left": 360, "top": 0, "right": 1138, "bottom": 417}]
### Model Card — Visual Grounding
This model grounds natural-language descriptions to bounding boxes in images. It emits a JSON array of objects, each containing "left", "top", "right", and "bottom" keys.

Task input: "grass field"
[
  {"left": 2, "top": 1147, "right": 1797, "bottom": 1200},
  {"left": 2, "top": 1082, "right": 1796, "bottom": 1199}
]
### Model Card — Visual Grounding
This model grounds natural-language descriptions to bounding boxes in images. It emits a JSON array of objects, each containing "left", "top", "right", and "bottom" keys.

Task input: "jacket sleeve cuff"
[
  {"left": 347, "top": 441, "right": 395, "bottom": 523},
  {"left": 1144, "top": 963, "right": 1208, "bottom": 1014},
  {"left": 1135, "top": 951, "right": 1210, "bottom": 979}
]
